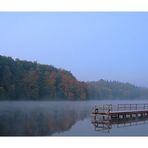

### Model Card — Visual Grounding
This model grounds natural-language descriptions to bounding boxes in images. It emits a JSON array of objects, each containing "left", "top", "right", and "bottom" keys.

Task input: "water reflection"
[
  {"left": 91, "top": 115, "right": 148, "bottom": 133},
  {"left": 1, "top": 100, "right": 148, "bottom": 136},
  {"left": 0, "top": 101, "right": 91, "bottom": 136}
]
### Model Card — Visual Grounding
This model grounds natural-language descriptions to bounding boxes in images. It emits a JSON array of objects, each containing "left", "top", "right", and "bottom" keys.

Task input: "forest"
[
  {"left": 87, "top": 80, "right": 148, "bottom": 100},
  {"left": 0, "top": 55, "right": 148, "bottom": 100},
  {"left": 0, "top": 55, "right": 88, "bottom": 100}
]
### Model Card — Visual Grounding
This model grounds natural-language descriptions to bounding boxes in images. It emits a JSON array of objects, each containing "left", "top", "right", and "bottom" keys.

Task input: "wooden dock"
[
  {"left": 91, "top": 103, "right": 148, "bottom": 133},
  {"left": 92, "top": 103, "right": 148, "bottom": 120}
]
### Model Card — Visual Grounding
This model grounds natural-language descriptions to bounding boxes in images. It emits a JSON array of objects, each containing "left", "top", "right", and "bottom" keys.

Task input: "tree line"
[
  {"left": 87, "top": 79, "right": 148, "bottom": 100},
  {"left": 0, "top": 55, "right": 88, "bottom": 100},
  {"left": 0, "top": 55, "right": 148, "bottom": 100}
]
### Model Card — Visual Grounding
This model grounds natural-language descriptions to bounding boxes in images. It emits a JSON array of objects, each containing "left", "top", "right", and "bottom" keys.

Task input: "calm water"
[{"left": 0, "top": 100, "right": 148, "bottom": 136}]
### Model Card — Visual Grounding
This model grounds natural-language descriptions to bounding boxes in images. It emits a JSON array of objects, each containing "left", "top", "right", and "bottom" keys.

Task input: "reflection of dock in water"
[
  {"left": 91, "top": 104, "right": 148, "bottom": 133},
  {"left": 91, "top": 116, "right": 148, "bottom": 133}
]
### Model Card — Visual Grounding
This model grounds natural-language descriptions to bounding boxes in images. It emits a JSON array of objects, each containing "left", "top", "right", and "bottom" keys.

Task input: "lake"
[{"left": 0, "top": 100, "right": 148, "bottom": 136}]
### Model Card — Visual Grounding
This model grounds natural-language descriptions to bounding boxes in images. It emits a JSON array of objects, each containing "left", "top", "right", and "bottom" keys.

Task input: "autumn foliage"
[
  {"left": 0, "top": 55, "right": 88, "bottom": 100},
  {"left": 1, "top": 55, "right": 148, "bottom": 100}
]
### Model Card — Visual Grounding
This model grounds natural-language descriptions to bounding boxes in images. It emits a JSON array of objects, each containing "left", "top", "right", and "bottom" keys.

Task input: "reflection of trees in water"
[{"left": 0, "top": 106, "right": 89, "bottom": 136}]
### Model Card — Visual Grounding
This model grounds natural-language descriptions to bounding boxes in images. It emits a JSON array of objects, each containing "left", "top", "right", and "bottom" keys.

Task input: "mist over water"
[
  {"left": 0, "top": 101, "right": 93, "bottom": 136},
  {"left": 0, "top": 100, "right": 148, "bottom": 136}
]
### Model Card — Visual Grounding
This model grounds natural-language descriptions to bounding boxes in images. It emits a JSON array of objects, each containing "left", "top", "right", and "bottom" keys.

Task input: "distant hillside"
[
  {"left": 0, "top": 55, "right": 88, "bottom": 100},
  {"left": 0, "top": 55, "right": 148, "bottom": 100},
  {"left": 87, "top": 79, "right": 148, "bottom": 100}
]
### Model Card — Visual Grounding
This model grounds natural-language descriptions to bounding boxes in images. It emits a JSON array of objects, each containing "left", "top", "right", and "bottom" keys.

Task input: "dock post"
[{"left": 123, "top": 114, "right": 126, "bottom": 119}]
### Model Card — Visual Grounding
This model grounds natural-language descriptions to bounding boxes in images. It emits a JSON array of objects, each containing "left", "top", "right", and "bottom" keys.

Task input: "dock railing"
[
  {"left": 93, "top": 103, "right": 148, "bottom": 113},
  {"left": 116, "top": 104, "right": 148, "bottom": 111},
  {"left": 94, "top": 104, "right": 113, "bottom": 113}
]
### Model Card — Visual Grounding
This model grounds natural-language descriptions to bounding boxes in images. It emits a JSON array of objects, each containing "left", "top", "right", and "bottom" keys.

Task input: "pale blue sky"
[{"left": 0, "top": 12, "right": 148, "bottom": 87}]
